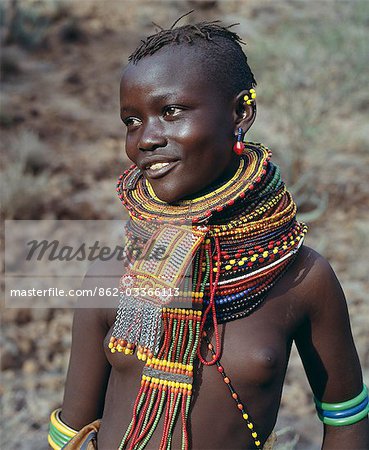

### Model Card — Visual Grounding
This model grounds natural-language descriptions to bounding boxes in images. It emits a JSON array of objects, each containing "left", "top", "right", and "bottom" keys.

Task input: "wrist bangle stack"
[
  {"left": 48, "top": 408, "right": 78, "bottom": 449},
  {"left": 315, "top": 384, "right": 369, "bottom": 426}
]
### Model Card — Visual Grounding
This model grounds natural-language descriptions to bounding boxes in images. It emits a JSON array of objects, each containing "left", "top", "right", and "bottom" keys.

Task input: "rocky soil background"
[{"left": 1, "top": 1, "right": 368, "bottom": 449}]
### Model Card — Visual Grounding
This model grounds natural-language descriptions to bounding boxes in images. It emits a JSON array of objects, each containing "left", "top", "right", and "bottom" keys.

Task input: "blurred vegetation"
[
  {"left": 247, "top": 1, "right": 369, "bottom": 223},
  {"left": 0, "top": 0, "right": 87, "bottom": 61},
  {"left": 0, "top": 130, "right": 51, "bottom": 218},
  {"left": 1, "top": 0, "right": 70, "bottom": 49}
]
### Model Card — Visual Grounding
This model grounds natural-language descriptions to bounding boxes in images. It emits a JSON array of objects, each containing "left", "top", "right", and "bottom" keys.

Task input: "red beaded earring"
[{"left": 233, "top": 127, "right": 245, "bottom": 155}]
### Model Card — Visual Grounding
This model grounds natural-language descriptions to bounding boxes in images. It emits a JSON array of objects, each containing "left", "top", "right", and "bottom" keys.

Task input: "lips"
[
  {"left": 139, "top": 156, "right": 180, "bottom": 179},
  {"left": 145, "top": 160, "right": 180, "bottom": 179}
]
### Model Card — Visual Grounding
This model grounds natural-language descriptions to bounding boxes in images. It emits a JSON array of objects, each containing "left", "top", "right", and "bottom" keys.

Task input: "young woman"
[{"left": 49, "top": 20, "right": 369, "bottom": 450}]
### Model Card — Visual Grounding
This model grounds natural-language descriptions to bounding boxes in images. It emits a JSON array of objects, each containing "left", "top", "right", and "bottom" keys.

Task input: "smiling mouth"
[
  {"left": 148, "top": 162, "right": 170, "bottom": 170},
  {"left": 144, "top": 161, "right": 180, "bottom": 179}
]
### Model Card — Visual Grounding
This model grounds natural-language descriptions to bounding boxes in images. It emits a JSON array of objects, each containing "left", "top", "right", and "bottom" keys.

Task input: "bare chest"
[{"left": 103, "top": 282, "right": 301, "bottom": 386}]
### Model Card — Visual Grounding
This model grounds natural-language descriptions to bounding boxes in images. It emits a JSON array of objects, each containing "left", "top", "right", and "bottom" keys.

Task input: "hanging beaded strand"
[
  {"left": 118, "top": 307, "right": 203, "bottom": 450},
  {"left": 202, "top": 330, "right": 262, "bottom": 448},
  {"left": 197, "top": 236, "right": 222, "bottom": 365}
]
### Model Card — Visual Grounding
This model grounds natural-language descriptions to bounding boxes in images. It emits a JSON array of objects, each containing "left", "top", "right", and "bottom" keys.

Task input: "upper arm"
[
  {"left": 61, "top": 307, "right": 111, "bottom": 429},
  {"left": 294, "top": 248, "right": 368, "bottom": 446},
  {"left": 60, "top": 259, "right": 121, "bottom": 429},
  {"left": 294, "top": 250, "right": 363, "bottom": 400}
]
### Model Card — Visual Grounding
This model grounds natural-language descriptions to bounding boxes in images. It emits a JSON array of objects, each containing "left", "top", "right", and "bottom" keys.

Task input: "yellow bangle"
[
  {"left": 48, "top": 409, "right": 78, "bottom": 449},
  {"left": 50, "top": 408, "right": 78, "bottom": 437}
]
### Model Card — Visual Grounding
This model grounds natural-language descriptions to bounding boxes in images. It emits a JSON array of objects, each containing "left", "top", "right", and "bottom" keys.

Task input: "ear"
[{"left": 232, "top": 90, "right": 256, "bottom": 135}]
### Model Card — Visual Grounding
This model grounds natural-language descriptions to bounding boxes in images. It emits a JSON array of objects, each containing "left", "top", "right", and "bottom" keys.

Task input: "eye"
[
  {"left": 163, "top": 106, "right": 184, "bottom": 118},
  {"left": 123, "top": 117, "right": 142, "bottom": 129}
]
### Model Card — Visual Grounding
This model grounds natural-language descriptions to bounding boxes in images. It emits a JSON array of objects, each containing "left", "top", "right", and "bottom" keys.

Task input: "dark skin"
[
  {"left": 120, "top": 46, "right": 253, "bottom": 204},
  {"left": 61, "top": 46, "right": 369, "bottom": 449}
]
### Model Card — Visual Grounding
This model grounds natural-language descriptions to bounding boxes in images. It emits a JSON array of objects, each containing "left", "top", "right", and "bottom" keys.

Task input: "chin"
[
  {"left": 149, "top": 180, "right": 187, "bottom": 204},
  {"left": 153, "top": 190, "right": 183, "bottom": 204},
  {"left": 149, "top": 176, "right": 210, "bottom": 204}
]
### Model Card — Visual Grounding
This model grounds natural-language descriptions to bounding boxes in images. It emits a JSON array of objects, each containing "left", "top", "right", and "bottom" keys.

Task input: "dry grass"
[{"left": 0, "top": 130, "right": 51, "bottom": 218}]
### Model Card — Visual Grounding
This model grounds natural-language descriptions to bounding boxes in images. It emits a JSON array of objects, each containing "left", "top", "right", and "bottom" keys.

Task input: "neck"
[
  {"left": 118, "top": 142, "right": 275, "bottom": 223},
  {"left": 180, "top": 155, "right": 240, "bottom": 202}
]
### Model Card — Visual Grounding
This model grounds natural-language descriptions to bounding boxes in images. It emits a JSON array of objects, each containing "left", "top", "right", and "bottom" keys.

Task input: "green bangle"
[
  {"left": 318, "top": 402, "right": 369, "bottom": 427},
  {"left": 49, "top": 427, "right": 68, "bottom": 448},
  {"left": 315, "top": 385, "right": 368, "bottom": 411},
  {"left": 48, "top": 408, "right": 77, "bottom": 449},
  {"left": 47, "top": 433, "right": 61, "bottom": 450},
  {"left": 49, "top": 424, "right": 73, "bottom": 447},
  {"left": 48, "top": 434, "right": 61, "bottom": 450}
]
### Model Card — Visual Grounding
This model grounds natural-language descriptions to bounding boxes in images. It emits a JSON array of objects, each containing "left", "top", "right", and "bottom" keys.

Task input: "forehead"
[{"left": 120, "top": 46, "right": 222, "bottom": 100}]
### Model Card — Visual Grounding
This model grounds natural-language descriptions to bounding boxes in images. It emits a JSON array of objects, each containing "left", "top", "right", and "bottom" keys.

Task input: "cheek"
[
  {"left": 175, "top": 122, "right": 203, "bottom": 144},
  {"left": 177, "top": 111, "right": 233, "bottom": 145},
  {"left": 175, "top": 121, "right": 229, "bottom": 159},
  {"left": 125, "top": 134, "right": 138, "bottom": 163}
]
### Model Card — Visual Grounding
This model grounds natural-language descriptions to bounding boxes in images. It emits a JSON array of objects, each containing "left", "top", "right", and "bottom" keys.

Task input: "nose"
[{"left": 138, "top": 119, "right": 167, "bottom": 151}]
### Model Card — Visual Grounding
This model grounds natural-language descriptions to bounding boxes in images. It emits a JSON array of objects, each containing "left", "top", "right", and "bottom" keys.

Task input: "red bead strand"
[
  {"left": 197, "top": 237, "right": 222, "bottom": 365},
  {"left": 203, "top": 333, "right": 262, "bottom": 448}
]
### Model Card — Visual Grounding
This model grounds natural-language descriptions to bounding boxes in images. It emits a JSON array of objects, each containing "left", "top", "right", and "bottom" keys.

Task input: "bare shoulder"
[
  {"left": 84, "top": 256, "right": 125, "bottom": 280},
  {"left": 292, "top": 244, "right": 339, "bottom": 286},
  {"left": 288, "top": 244, "right": 347, "bottom": 318},
  {"left": 77, "top": 257, "right": 124, "bottom": 329}
]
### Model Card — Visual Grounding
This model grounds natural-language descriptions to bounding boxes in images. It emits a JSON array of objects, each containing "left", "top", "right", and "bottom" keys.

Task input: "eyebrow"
[{"left": 120, "top": 92, "right": 182, "bottom": 114}]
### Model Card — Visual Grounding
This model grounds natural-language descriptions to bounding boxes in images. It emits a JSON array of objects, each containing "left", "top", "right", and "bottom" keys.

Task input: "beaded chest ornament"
[{"left": 111, "top": 143, "right": 307, "bottom": 449}]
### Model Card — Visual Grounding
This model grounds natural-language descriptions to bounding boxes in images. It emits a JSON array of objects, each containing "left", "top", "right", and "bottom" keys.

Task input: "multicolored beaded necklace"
[{"left": 110, "top": 143, "right": 307, "bottom": 449}]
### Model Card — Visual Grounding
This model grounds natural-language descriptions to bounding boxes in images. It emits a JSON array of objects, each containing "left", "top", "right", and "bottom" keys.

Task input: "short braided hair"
[{"left": 128, "top": 16, "right": 257, "bottom": 98}]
